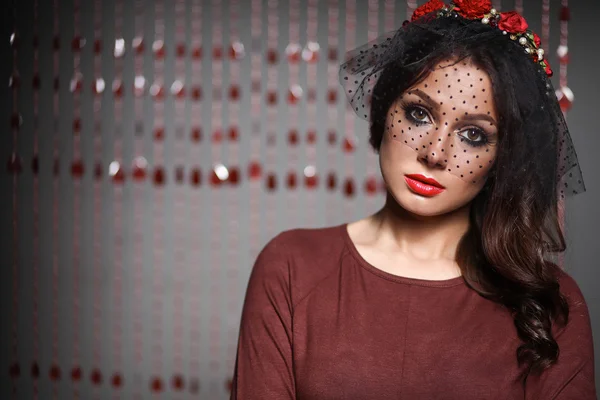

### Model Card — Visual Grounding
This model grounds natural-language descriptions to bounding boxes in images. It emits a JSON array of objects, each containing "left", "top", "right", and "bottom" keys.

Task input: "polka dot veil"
[{"left": 339, "top": 16, "right": 586, "bottom": 197}]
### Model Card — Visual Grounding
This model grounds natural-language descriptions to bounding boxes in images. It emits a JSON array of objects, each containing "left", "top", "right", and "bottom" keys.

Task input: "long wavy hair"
[{"left": 369, "top": 16, "right": 569, "bottom": 384}]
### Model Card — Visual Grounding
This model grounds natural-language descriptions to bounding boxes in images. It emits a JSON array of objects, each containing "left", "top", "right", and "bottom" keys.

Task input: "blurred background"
[{"left": 1, "top": 0, "right": 598, "bottom": 398}]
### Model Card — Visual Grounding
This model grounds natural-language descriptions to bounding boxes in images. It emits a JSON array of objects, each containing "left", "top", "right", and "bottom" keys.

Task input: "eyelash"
[{"left": 400, "top": 102, "right": 490, "bottom": 148}]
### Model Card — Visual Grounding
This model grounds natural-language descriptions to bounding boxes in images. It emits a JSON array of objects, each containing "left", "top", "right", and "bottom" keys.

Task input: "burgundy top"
[{"left": 230, "top": 224, "right": 596, "bottom": 399}]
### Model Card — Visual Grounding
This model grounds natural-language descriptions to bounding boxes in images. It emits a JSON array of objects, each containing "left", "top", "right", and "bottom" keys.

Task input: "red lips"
[
  {"left": 404, "top": 174, "right": 445, "bottom": 197},
  {"left": 405, "top": 174, "right": 444, "bottom": 188}
]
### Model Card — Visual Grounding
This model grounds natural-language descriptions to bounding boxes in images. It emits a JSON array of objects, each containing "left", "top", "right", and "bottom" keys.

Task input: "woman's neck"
[{"left": 369, "top": 192, "right": 471, "bottom": 261}]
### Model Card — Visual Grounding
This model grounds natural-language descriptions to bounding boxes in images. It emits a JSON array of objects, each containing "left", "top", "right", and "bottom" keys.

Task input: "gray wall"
[
  {"left": 564, "top": 0, "right": 600, "bottom": 389},
  {"left": 0, "top": 0, "right": 597, "bottom": 399}
]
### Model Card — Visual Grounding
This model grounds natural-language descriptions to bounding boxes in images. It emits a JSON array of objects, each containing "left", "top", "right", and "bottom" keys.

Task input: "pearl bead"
[
  {"left": 524, "top": 48, "right": 531, "bottom": 54},
  {"left": 537, "top": 48, "right": 544, "bottom": 56},
  {"left": 519, "top": 37, "right": 527, "bottom": 45},
  {"left": 482, "top": 17, "right": 489, "bottom": 24},
  {"left": 490, "top": 8, "right": 497, "bottom": 14},
  {"left": 502, "top": 31, "right": 508, "bottom": 35}
]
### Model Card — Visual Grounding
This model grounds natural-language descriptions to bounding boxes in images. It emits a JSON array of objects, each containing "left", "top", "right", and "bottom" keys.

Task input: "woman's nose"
[{"left": 417, "top": 127, "right": 451, "bottom": 169}]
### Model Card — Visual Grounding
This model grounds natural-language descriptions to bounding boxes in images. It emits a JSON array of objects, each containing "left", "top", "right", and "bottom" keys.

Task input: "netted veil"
[{"left": 339, "top": 10, "right": 585, "bottom": 197}]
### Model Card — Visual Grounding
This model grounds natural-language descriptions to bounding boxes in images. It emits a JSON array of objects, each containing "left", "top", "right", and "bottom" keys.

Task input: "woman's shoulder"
[
  {"left": 555, "top": 268, "right": 590, "bottom": 309},
  {"left": 524, "top": 269, "right": 596, "bottom": 397},
  {"left": 256, "top": 224, "right": 347, "bottom": 261},
  {"left": 270, "top": 224, "right": 347, "bottom": 255},
  {"left": 251, "top": 224, "right": 349, "bottom": 291},
  {"left": 553, "top": 268, "right": 594, "bottom": 359}
]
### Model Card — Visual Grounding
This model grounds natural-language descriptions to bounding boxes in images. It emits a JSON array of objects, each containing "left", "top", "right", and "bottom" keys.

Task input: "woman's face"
[{"left": 379, "top": 60, "right": 499, "bottom": 217}]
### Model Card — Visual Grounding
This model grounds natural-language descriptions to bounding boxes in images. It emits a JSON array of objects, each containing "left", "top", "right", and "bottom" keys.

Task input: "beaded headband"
[{"left": 410, "top": 0, "right": 552, "bottom": 76}]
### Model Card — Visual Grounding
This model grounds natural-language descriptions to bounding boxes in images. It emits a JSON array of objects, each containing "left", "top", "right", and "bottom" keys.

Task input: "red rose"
[
  {"left": 533, "top": 33, "right": 541, "bottom": 48},
  {"left": 498, "top": 11, "right": 529, "bottom": 33},
  {"left": 411, "top": 0, "right": 445, "bottom": 22},
  {"left": 544, "top": 61, "right": 553, "bottom": 77},
  {"left": 453, "top": 0, "right": 492, "bottom": 19}
]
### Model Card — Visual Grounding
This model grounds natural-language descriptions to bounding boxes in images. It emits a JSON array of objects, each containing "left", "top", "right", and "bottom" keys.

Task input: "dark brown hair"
[{"left": 369, "top": 17, "right": 569, "bottom": 384}]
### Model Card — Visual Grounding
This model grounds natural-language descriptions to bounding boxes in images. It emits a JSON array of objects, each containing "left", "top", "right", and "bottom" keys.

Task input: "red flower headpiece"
[{"left": 411, "top": 0, "right": 552, "bottom": 76}]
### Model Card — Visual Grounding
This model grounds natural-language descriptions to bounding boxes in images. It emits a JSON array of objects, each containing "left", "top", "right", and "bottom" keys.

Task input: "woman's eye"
[
  {"left": 410, "top": 107, "right": 430, "bottom": 123},
  {"left": 459, "top": 128, "right": 484, "bottom": 142}
]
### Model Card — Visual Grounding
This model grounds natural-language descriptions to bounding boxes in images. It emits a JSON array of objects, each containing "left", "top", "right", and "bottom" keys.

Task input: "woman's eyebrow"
[
  {"left": 407, "top": 88, "right": 440, "bottom": 111},
  {"left": 463, "top": 113, "right": 497, "bottom": 126}
]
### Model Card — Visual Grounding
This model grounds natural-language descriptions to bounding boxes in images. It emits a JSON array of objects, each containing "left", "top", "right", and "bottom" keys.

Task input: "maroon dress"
[{"left": 230, "top": 224, "right": 596, "bottom": 399}]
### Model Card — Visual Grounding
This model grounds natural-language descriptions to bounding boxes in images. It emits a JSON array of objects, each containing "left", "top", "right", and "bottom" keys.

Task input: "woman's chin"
[{"left": 389, "top": 187, "right": 469, "bottom": 218}]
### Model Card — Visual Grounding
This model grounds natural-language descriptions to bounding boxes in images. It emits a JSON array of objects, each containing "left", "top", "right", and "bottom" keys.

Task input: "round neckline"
[{"left": 340, "top": 223, "right": 466, "bottom": 288}]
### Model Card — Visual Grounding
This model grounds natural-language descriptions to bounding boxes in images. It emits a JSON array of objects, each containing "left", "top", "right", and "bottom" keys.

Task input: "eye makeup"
[{"left": 397, "top": 100, "right": 493, "bottom": 148}]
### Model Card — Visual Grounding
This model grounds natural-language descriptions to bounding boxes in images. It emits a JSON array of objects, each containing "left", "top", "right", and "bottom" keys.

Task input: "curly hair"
[{"left": 368, "top": 16, "right": 569, "bottom": 384}]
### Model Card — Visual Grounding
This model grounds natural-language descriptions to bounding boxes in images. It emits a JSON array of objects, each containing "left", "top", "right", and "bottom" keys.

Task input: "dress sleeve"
[
  {"left": 230, "top": 234, "right": 296, "bottom": 399},
  {"left": 525, "top": 271, "right": 597, "bottom": 399}
]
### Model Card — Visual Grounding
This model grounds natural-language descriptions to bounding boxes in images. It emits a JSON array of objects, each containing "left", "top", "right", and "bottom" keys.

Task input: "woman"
[{"left": 230, "top": 1, "right": 595, "bottom": 398}]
